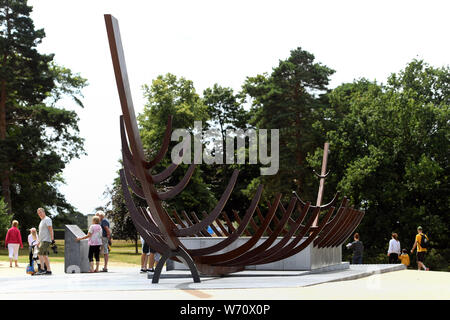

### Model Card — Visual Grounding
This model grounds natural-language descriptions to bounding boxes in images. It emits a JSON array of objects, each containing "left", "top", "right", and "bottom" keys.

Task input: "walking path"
[{"left": 0, "top": 261, "right": 449, "bottom": 299}]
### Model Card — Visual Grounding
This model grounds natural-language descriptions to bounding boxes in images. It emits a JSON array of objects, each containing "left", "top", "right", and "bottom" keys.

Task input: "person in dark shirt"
[
  {"left": 96, "top": 211, "right": 111, "bottom": 272},
  {"left": 346, "top": 233, "right": 364, "bottom": 264}
]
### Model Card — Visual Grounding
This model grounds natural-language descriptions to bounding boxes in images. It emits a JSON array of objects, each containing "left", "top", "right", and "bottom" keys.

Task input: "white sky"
[{"left": 27, "top": 0, "right": 449, "bottom": 215}]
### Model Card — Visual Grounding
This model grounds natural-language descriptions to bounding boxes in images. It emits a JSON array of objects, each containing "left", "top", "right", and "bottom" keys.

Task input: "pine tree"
[{"left": 0, "top": 1, "right": 87, "bottom": 231}]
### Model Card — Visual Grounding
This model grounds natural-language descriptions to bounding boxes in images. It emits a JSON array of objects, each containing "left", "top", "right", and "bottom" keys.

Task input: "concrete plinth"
[
  {"left": 64, "top": 225, "right": 90, "bottom": 273},
  {"left": 166, "top": 237, "right": 347, "bottom": 273}
]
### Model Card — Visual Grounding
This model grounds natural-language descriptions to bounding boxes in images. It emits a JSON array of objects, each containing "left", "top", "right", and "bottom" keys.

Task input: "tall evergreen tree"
[
  {"left": 242, "top": 47, "right": 334, "bottom": 202},
  {"left": 0, "top": 0, "right": 87, "bottom": 232}
]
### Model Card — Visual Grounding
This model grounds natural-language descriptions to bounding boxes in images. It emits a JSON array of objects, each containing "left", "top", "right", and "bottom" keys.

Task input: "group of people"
[
  {"left": 3, "top": 208, "right": 112, "bottom": 275},
  {"left": 346, "top": 226, "right": 431, "bottom": 270},
  {"left": 76, "top": 211, "right": 111, "bottom": 273},
  {"left": 5, "top": 210, "right": 432, "bottom": 273},
  {"left": 4, "top": 208, "right": 54, "bottom": 275}
]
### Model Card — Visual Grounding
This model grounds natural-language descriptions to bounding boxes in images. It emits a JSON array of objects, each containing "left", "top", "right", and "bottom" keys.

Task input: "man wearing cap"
[{"left": 411, "top": 226, "right": 429, "bottom": 271}]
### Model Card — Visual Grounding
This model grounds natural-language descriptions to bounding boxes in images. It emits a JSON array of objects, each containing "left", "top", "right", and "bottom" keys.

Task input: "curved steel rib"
[
  {"left": 121, "top": 114, "right": 184, "bottom": 185},
  {"left": 214, "top": 216, "right": 230, "bottom": 236},
  {"left": 221, "top": 211, "right": 236, "bottom": 233},
  {"left": 314, "top": 198, "right": 349, "bottom": 247},
  {"left": 189, "top": 185, "right": 264, "bottom": 256},
  {"left": 196, "top": 193, "right": 281, "bottom": 265},
  {"left": 222, "top": 196, "right": 297, "bottom": 267},
  {"left": 332, "top": 209, "right": 365, "bottom": 247},
  {"left": 203, "top": 211, "right": 224, "bottom": 236},
  {"left": 173, "top": 169, "right": 239, "bottom": 237},
  {"left": 122, "top": 156, "right": 145, "bottom": 199},
  {"left": 157, "top": 164, "right": 196, "bottom": 200},
  {"left": 284, "top": 206, "right": 336, "bottom": 255},
  {"left": 189, "top": 211, "right": 212, "bottom": 237},
  {"left": 120, "top": 169, "right": 167, "bottom": 250},
  {"left": 254, "top": 205, "right": 322, "bottom": 265},
  {"left": 323, "top": 206, "right": 355, "bottom": 248},
  {"left": 232, "top": 210, "right": 252, "bottom": 236},
  {"left": 144, "top": 116, "right": 173, "bottom": 169},
  {"left": 245, "top": 201, "right": 312, "bottom": 265},
  {"left": 293, "top": 191, "right": 340, "bottom": 210}
]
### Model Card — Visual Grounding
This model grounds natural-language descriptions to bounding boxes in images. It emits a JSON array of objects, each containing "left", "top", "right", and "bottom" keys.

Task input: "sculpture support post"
[{"left": 314, "top": 142, "right": 329, "bottom": 226}]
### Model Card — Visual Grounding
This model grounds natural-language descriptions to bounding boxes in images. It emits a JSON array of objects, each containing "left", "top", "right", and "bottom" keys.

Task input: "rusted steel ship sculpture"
[{"left": 104, "top": 15, "right": 364, "bottom": 283}]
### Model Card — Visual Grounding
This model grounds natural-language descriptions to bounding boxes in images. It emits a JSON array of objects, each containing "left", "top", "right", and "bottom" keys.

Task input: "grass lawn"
[{"left": 0, "top": 240, "right": 144, "bottom": 266}]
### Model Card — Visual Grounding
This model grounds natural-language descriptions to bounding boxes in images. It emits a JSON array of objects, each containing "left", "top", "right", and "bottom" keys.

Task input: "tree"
[
  {"left": 0, "top": 0, "right": 87, "bottom": 234},
  {"left": 0, "top": 197, "right": 12, "bottom": 241},
  {"left": 203, "top": 84, "right": 249, "bottom": 148},
  {"left": 105, "top": 175, "right": 143, "bottom": 254},
  {"left": 137, "top": 73, "right": 216, "bottom": 214},
  {"left": 242, "top": 47, "right": 335, "bottom": 203},
  {"left": 52, "top": 209, "right": 87, "bottom": 230},
  {"left": 202, "top": 84, "right": 258, "bottom": 216},
  {"left": 308, "top": 60, "right": 449, "bottom": 269}
]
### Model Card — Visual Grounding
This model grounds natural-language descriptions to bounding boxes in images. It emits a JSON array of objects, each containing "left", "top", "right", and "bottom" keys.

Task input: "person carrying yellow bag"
[{"left": 411, "top": 226, "right": 430, "bottom": 271}]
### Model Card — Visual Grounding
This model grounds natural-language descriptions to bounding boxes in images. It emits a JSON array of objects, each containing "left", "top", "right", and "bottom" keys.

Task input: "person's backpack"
[{"left": 421, "top": 234, "right": 430, "bottom": 249}]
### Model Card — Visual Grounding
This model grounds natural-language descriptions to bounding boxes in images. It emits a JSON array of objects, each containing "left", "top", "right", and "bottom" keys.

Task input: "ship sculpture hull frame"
[{"left": 104, "top": 14, "right": 364, "bottom": 283}]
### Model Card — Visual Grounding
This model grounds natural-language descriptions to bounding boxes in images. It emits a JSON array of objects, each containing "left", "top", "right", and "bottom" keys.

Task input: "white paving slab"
[{"left": 0, "top": 264, "right": 405, "bottom": 294}]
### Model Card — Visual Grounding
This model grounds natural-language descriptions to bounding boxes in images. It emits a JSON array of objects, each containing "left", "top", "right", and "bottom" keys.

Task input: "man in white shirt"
[{"left": 35, "top": 208, "right": 54, "bottom": 275}]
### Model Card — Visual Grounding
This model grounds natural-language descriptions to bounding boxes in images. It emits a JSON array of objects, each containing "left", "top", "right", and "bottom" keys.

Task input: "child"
[
  {"left": 398, "top": 249, "right": 410, "bottom": 268},
  {"left": 27, "top": 228, "right": 42, "bottom": 273},
  {"left": 76, "top": 216, "right": 103, "bottom": 272}
]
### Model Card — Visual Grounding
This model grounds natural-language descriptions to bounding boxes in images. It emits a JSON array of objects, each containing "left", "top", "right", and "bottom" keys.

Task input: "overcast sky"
[{"left": 27, "top": 0, "right": 449, "bottom": 215}]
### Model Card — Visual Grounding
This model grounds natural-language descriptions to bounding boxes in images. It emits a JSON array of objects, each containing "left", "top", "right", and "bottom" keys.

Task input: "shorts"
[
  {"left": 142, "top": 242, "right": 157, "bottom": 255},
  {"left": 38, "top": 241, "right": 51, "bottom": 256},
  {"left": 142, "top": 242, "right": 150, "bottom": 255},
  {"left": 102, "top": 237, "right": 109, "bottom": 254},
  {"left": 417, "top": 251, "right": 426, "bottom": 263}
]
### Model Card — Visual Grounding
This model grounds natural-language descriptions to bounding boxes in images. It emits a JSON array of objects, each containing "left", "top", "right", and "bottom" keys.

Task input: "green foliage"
[
  {"left": 203, "top": 84, "right": 249, "bottom": 141},
  {"left": 103, "top": 47, "right": 448, "bottom": 272},
  {"left": 0, "top": 0, "right": 87, "bottom": 236},
  {"left": 52, "top": 210, "right": 87, "bottom": 229},
  {"left": 139, "top": 73, "right": 209, "bottom": 156},
  {"left": 308, "top": 60, "right": 449, "bottom": 270},
  {"left": 0, "top": 197, "right": 12, "bottom": 240},
  {"left": 202, "top": 84, "right": 258, "bottom": 215},
  {"left": 138, "top": 73, "right": 216, "bottom": 214},
  {"left": 242, "top": 47, "right": 335, "bottom": 203}
]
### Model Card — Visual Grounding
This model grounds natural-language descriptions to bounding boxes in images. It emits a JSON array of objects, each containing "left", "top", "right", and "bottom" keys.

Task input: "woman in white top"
[
  {"left": 387, "top": 233, "right": 401, "bottom": 264},
  {"left": 76, "top": 216, "right": 103, "bottom": 272}
]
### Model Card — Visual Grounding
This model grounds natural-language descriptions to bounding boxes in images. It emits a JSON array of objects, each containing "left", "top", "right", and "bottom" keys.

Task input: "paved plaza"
[{"left": 0, "top": 262, "right": 449, "bottom": 300}]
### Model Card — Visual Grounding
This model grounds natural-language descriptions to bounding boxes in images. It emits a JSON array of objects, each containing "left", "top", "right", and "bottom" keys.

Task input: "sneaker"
[
  {"left": 44, "top": 271, "right": 52, "bottom": 275},
  {"left": 33, "top": 270, "right": 46, "bottom": 276},
  {"left": 140, "top": 268, "right": 147, "bottom": 273},
  {"left": 147, "top": 268, "right": 155, "bottom": 273},
  {"left": 101, "top": 268, "right": 108, "bottom": 272}
]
